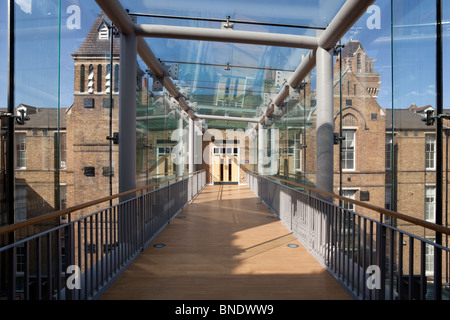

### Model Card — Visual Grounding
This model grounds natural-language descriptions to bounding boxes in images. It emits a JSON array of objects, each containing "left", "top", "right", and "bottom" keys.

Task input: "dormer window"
[{"left": 99, "top": 25, "right": 109, "bottom": 40}]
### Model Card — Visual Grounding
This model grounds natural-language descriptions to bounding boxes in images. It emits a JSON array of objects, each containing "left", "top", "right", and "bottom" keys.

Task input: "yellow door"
[
  {"left": 231, "top": 155, "right": 239, "bottom": 182},
  {"left": 213, "top": 155, "right": 222, "bottom": 183}
]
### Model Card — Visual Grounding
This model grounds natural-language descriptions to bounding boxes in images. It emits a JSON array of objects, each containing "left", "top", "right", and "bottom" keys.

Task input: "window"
[
  {"left": 16, "top": 243, "right": 25, "bottom": 273},
  {"left": 357, "top": 53, "right": 362, "bottom": 73},
  {"left": 97, "top": 64, "right": 103, "bottom": 93},
  {"left": 99, "top": 25, "right": 109, "bottom": 40},
  {"left": 425, "top": 237, "right": 435, "bottom": 276},
  {"left": 342, "top": 190, "right": 356, "bottom": 211},
  {"left": 386, "top": 135, "right": 392, "bottom": 170},
  {"left": 293, "top": 132, "right": 302, "bottom": 172},
  {"left": 60, "top": 185, "right": 67, "bottom": 210},
  {"left": 425, "top": 134, "right": 436, "bottom": 170},
  {"left": 59, "top": 132, "right": 67, "bottom": 169},
  {"left": 15, "top": 185, "right": 27, "bottom": 222},
  {"left": 80, "top": 64, "right": 85, "bottom": 93},
  {"left": 342, "top": 129, "right": 355, "bottom": 171},
  {"left": 88, "top": 64, "right": 94, "bottom": 94},
  {"left": 106, "top": 64, "right": 111, "bottom": 93},
  {"left": 425, "top": 186, "right": 436, "bottom": 222},
  {"left": 15, "top": 132, "right": 26, "bottom": 169},
  {"left": 385, "top": 186, "right": 392, "bottom": 210},
  {"left": 114, "top": 64, "right": 119, "bottom": 92}
]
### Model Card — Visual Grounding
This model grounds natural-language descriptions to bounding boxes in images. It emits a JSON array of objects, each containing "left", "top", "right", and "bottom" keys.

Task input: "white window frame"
[
  {"left": 424, "top": 185, "right": 436, "bottom": 223},
  {"left": 342, "top": 128, "right": 356, "bottom": 172},
  {"left": 425, "top": 134, "right": 436, "bottom": 171},
  {"left": 386, "top": 135, "right": 393, "bottom": 170},
  {"left": 425, "top": 237, "right": 435, "bottom": 276},
  {"left": 15, "top": 131, "right": 27, "bottom": 169},
  {"left": 385, "top": 186, "right": 392, "bottom": 211},
  {"left": 54, "top": 131, "right": 67, "bottom": 170},
  {"left": 342, "top": 189, "right": 358, "bottom": 212},
  {"left": 293, "top": 132, "right": 302, "bottom": 173}
]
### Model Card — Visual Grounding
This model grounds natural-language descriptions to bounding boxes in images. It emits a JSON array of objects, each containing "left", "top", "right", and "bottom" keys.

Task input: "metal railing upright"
[
  {"left": 0, "top": 170, "right": 206, "bottom": 300},
  {"left": 246, "top": 171, "right": 450, "bottom": 300}
]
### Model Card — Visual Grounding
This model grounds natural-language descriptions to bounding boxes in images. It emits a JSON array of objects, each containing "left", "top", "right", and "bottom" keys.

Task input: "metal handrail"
[
  {"left": 0, "top": 169, "right": 206, "bottom": 237},
  {"left": 245, "top": 169, "right": 450, "bottom": 236}
]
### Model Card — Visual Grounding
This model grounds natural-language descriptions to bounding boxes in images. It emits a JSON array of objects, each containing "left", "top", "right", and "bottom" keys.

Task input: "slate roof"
[
  {"left": 0, "top": 106, "right": 66, "bottom": 129},
  {"left": 341, "top": 39, "right": 366, "bottom": 58},
  {"left": 385, "top": 108, "right": 450, "bottom": 130},
  {"left": 73, "top": 12, "right": 120, "bottom": 57}
]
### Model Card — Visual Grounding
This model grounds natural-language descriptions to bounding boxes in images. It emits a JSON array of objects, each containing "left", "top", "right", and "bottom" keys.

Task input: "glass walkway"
[
  {"left": 2, "top": 0, "right": 450, "bottom": 305},
  {"left": 100, "top": 184, "right": 350, "bottom": 300}
]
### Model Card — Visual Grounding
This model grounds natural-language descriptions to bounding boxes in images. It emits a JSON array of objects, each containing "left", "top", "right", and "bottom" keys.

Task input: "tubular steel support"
[
  {"left": 249, "top": 0, "right": 375, "bottom": 134},
  {"left": 195, "top": 114, "right": 259, "bottom": 123},
  {"left": 316, "top": 47, "right": 334, "bottom": 199},
  {"left": 119, "top": 32, "right": 137, "bottom": 200},
  {"left": 318, "top": 0, "right": 376, "bottom": 50},
  {"left": 189, "top": 118, "right": 194, "bottom": 174},
  {"left": 435, "top": 0, "right": 443, "bottom": 300},
  {"left": 134, "top": 24, "right": 319, "bottom": 49}
]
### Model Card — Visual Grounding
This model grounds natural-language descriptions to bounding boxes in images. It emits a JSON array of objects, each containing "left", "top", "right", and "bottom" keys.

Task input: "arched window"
[
  {"left": 99, "top": 25, "right": 109, "bottom": 40},
  {"left": 114, "top": 64, "right": 119, "bottom": 93},
  {"left": 88, "top": 64, "right": 94, "bottom": 93},
  {"left": 97, "top": 64, "right": 103, "bottom": 93},
  {"left": 342, "top": 113, "right": 358, "bottom": 127},
  {"left": 80, "top": 65, "right": 85, "bottom": 93},
  {"left": 357, "top": 53, "right": 362, "bottom": 73},
  {"left": 106, "top": 64, "right": 111, "bottom": 93}
]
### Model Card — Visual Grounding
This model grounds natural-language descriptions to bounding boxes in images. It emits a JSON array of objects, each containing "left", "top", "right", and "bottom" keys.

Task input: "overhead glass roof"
[
  {"left": 119, "top": 0, "right": 346, "bottom": 30},
  {"left": 117, "top": 0, "right": 347, "bottom": 129}
]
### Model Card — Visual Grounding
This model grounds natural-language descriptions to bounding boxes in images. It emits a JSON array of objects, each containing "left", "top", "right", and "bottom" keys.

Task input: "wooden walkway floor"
[{"left": 100, "top": 185, "right": 351, "bottom": 300}]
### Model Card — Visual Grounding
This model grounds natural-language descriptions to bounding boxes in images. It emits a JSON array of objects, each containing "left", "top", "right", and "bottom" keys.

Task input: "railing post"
[
  {"left": 64, "top": 223, "right": 75, "bottom": 300},
  {"left": 376, "top": 223, "right": 386, "bottom": 300}
]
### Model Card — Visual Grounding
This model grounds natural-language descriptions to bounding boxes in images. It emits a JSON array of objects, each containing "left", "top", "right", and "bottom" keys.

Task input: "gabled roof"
[
  {"left": 341, "top": 39, "right": 365, "bottom": 58},
  {"left": 73, "top": 12, "right": 120, "bottom": 57}
]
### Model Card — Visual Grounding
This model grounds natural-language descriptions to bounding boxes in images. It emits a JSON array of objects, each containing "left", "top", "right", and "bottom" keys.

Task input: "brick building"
[
  {"left": 332, "top": 40, "right": 386, "bottom": 220},
  {"left": 65, "top": 12, "right": 123, "bottom": 218},
  {"left": 386, "top": 105, "right": 450, "bottom": 277}
]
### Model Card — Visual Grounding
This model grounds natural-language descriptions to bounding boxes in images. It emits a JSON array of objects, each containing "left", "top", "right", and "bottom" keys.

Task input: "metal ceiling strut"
[
  {"left": 95, "top": 0, "right": 375, "bottom": 126},
  {"left": 134, "top": 24, "right": 319, "bottom": 49},
  {"left": 94, "top": 0, "right": 376, "bottom": 203}
]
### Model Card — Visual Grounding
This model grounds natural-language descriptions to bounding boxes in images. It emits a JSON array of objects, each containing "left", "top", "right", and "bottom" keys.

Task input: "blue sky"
[{"left": 0, "top": 0, "right": 449, "bottom": 112}]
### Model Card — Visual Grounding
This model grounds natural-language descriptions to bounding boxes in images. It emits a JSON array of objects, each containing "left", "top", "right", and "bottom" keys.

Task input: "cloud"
[{"left": 15, "top": 0, "right": 32, "bottom": 14}]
